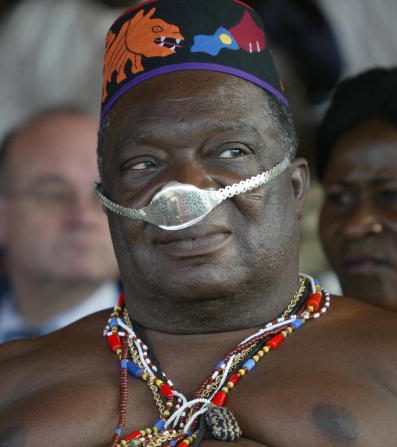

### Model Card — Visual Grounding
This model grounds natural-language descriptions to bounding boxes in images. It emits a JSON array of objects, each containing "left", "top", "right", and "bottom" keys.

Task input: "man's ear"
[{"left": 290, "top": 157, "right": 310, "bottom": 220}]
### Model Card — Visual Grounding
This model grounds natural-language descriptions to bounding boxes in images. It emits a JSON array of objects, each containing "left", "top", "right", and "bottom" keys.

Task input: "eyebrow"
[
  {"left": 371, "top": 177, "right": 397, "bottom": 185},
  {"left": 28, "top": 175, "right": 72, "bottom": 188},
  {"left": 117, "top": 121, "right": 262, "bottom": 149},
  {"left": 328, "top": 177, "right": 397, "bottom": 187}
]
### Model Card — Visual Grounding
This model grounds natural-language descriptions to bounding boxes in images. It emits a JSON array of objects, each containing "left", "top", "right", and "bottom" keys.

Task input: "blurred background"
[{"left": 0, "top": 0, "right": 396, "bottom": 334}]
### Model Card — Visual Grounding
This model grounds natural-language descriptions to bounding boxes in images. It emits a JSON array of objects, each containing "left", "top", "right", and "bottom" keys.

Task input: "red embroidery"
[{"left": 229, "top": 11, "right": 265, "bottom": 53}]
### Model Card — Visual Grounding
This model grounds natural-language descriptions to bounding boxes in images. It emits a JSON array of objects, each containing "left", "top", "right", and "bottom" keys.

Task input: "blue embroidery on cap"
[{"left": 191, "top": 27, "right": 239, "bottom": 56}]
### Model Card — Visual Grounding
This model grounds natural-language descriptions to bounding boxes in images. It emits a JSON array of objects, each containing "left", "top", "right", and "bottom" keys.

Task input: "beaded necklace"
[{"left": 104, "top": 275, "right": 330, "bottom": 447}]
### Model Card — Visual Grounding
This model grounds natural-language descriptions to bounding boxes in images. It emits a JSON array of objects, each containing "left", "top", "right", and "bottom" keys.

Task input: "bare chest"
[{"left": 1, "top": 353, "right": 393, "bottom": 447}]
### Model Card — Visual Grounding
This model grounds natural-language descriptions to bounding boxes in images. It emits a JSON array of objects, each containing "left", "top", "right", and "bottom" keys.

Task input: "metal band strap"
[
  {"left": 95, "top": 155, "right": 290, "bottom": 226},
  {"left": 217, "top": 156, "right": 290, "bottom": 200}
]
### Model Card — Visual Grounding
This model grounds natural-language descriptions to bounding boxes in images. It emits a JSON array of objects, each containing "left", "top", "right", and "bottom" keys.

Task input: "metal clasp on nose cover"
[{"left": 95, "top": 155, "right": 290, "bottom": 230}]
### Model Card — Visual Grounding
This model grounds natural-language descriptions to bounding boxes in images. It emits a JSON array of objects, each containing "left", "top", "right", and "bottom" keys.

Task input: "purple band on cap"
[{"left": 101, "top": 62, "right": 288, "bottom": 120}]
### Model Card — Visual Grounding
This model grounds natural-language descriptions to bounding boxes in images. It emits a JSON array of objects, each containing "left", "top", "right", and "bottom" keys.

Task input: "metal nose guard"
[{"left": 95, "top": 156, "right": 290, "bottom": 231}]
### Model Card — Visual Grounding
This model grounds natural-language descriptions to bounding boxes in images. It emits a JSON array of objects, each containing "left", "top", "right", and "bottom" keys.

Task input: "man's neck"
[
  {"left": 137, "top": 323, "right": 269, "bottom": 397},
  {"left": 125, "top": 272, "right": 302, "bottom": 334},
  {"left": 9, "top": 271, "right": 103, "bottom": 327},
  {"left": 119, "top": 272, "right": 306, "bottom": 397}
]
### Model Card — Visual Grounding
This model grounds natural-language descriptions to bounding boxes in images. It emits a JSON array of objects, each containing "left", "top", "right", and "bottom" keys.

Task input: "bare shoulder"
[
  {"left": 326, "top": 294, "right": 397, "bottom": 339},
  {"left": 0, "top": 310, "right": 110, "bottom": 408},
  {"left": 323, "top": 295, "right": 397, "bottom": 389}
]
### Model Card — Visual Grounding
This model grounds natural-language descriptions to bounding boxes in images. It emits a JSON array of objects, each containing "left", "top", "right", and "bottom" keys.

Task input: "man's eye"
[
  {"left": 326, "top": 191, "right": 355, "bottom": 208},
  {"left": 376, "top": 189, "right": 397, "bottom": 205},
  {"left": 122, "top": 160, "right": 157, "bottom": 171},
  {"left": 30, "top": 189, "right": 73, "bottom": 206},
  {"left": 132, "top": 161, "right": 156, "bottom": 170},
  {"left": 218, "top": 147, "right": 248, "bottom": 159}
]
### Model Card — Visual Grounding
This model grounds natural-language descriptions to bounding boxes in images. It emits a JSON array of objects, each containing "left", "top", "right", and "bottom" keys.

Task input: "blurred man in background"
[
  {"left": 317, "top": 67, "right": 397, "bottom": 311},
  {"left": 0, "top": 107, "right": 119, "bottom": 341}
]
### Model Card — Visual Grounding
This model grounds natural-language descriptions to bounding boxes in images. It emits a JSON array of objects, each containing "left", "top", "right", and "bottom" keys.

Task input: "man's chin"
[
  {"left": 342, "top": 271, "right": 394, "bottom": 297},
  {"left": 152, "top": 264, "right": 248, "bottom": 303}
]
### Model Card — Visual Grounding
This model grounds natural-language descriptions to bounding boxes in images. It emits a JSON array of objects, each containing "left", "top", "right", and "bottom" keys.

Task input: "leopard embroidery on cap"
[{"left": 102, "top": 8, "right": 184, "bottom": 101}]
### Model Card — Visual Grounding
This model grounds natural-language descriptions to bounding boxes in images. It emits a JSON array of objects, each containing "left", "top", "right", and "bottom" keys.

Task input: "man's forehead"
[
  {"left": 109, "top": 70, "right": 269, "bottom": 124},
  {"left": 107, "top": 73, "right": 274, "bottom": 148},
  {"left": 7, "top": 115, "right": 98, "bottom": 179}
]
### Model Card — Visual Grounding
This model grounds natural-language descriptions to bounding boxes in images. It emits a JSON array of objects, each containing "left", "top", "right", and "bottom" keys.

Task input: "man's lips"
[
  {"left": 344, "top": 256, "right": 390, "bottom": 274},
  {"left": 153, "top": 225, "right": 231, "bottom": 257}
]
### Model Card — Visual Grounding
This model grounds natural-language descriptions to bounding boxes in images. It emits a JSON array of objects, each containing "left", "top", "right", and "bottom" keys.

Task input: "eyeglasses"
[{"left": 5, "top": 187, "right": 102, "bottom": 213}]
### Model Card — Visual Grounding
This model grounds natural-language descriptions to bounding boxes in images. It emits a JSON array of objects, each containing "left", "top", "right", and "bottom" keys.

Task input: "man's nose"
[
  {"left": 342, "top": 200, "right": 383, "bottom": 240},
  {"left": 169, "top": 160, "right": 218, "bottom": 190}
]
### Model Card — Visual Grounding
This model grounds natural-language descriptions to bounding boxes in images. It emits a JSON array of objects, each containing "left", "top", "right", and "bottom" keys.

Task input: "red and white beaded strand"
[{"left": 104, "top": 274, "right": 331, "bottom": 447}]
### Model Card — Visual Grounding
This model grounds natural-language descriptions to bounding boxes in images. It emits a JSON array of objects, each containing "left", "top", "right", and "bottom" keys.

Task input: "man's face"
[
  {"left": 0, "top": 113, "right": 118, "bottom": 283},
  {"left": 319, "top": 119, "right": 397, "bottom": 310},
  {"left": 103, "top": 72, "right": 306, "bottom": 304}
]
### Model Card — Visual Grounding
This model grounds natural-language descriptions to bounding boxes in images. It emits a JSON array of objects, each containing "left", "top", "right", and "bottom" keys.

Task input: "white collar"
[{"left": 0, "top": 282, "right": 119, "bottom": 343}]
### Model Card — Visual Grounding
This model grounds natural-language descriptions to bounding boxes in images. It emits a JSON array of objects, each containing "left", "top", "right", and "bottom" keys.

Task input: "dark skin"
[
  {"left": 1, "top": 73, "right": 397, "bottom": 447},
  {"left": 319, "top": 119, "right": 397, "bottom": 311},
  {"left": 102, "top": 71, "right": 305, "bottom": 333}
]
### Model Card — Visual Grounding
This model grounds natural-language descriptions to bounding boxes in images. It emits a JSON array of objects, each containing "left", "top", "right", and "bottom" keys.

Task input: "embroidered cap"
[{"left": 101, "top": 0, "right": 287, "bottom": 120}]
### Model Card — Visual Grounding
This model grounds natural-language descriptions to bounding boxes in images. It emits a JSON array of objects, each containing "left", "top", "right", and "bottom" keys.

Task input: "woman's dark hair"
[
  {"left": 251, "top": 0, "right": 342, "bottom": 103},
  {"left": 316, "top": 67, "right": 397, "bottom": 181}
]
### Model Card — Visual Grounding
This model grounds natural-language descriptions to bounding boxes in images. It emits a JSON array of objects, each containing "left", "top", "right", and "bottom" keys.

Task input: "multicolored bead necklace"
[{"left": 104, "top": 274, "right": 331, "bottom": 447}]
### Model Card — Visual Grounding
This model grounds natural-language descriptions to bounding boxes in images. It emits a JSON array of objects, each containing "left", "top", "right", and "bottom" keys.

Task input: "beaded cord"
[
  {"left": 118, "top": 278, "right": 309, "bottom": 435},
  {"left": 104, "top": 276, "right": 331, "bottom": 447},
  {"left": 111, "top": 337, "right": 129, "bottom": 447}
]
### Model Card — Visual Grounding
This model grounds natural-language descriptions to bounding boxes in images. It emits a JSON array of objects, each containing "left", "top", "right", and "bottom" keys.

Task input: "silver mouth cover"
[{"left": 95, "top": 156, "right": 290, "bottom": 231}]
